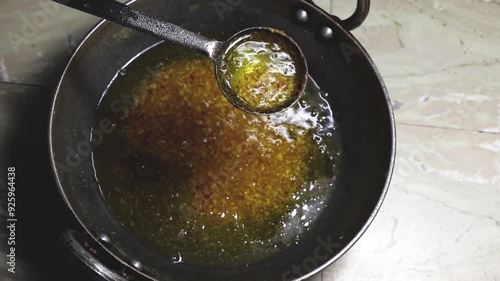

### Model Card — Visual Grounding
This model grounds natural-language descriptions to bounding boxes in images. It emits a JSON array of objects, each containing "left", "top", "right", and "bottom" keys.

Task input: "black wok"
[{"left": 49, "top": 0, "right": 396, "bottom": 280}]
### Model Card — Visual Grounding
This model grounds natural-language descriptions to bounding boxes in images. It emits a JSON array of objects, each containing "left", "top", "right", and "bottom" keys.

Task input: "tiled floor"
[{"left": 0, "top": 0, "right": 499, "bottom": 280}]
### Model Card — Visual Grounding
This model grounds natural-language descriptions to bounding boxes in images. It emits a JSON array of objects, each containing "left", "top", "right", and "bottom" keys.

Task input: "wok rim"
[
  {"left": 294, "top": 5, "right": 395, "bottom": 281},
  {"left": 48, "top": 0, "right": 396, "bottom": 280},
  {"left": 48, "top": 3, "right": 156, "bottom": 280}
]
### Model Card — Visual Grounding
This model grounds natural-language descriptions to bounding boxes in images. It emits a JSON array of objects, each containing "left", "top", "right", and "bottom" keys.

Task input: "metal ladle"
[{"left": 54, "top": 0, "right": 308, "bottom": 115}]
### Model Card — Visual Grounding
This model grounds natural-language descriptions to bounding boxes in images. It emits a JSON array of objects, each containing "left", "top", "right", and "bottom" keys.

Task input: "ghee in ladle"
[{"left": 218, "top": 31, "right": 306, "bottom": 114}]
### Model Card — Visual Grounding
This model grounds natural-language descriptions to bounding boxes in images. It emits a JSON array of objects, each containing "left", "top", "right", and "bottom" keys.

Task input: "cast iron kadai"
[{"left": 49, "top": 0, "right": 396, "bottom": 280}]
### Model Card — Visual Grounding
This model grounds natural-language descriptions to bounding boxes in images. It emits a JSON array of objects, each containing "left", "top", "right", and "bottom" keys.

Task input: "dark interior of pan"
[{"left": 49, "top": 0, "right": 395, "bottom": 280}]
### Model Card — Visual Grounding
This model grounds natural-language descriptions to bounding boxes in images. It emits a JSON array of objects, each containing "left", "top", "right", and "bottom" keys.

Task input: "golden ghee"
[{"left": 92, "top": 42, "right": 341, "bottom": 267}]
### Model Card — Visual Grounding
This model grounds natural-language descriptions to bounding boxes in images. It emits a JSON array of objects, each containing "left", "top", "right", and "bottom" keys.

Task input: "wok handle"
[
  {"left": 60, "top": 230, "right": 140, "bottom": 281},
  {"left": 52, "top": 0, "right": 222, "bottom": 58},
  {"left": 305, "top": 0, "right": 370, "bottom": 31}
]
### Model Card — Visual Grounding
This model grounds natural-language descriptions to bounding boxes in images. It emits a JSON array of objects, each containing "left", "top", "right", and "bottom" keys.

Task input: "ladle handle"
[{"left": 53, "top": 0, "right": 222, "bottom": 58}]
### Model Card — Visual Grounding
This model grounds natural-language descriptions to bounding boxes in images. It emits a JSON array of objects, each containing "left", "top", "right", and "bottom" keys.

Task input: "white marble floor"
[{"left": 0, "top": 0, "right": 499, "bottom": 280}]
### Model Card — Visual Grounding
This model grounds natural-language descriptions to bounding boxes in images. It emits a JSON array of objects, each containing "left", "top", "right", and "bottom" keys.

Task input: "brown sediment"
[{"left": 122, "top": 57, "right": 316, "bottom": 221}]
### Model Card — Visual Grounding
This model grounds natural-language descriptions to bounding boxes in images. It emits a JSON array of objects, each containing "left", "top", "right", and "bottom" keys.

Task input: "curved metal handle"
[
  {"left": 305, "top": 0, "right": 370, "bottom": 31},
  {"left": 60, "top": 230, "right": 132, "bottom": 281},
  {"left": 341, "top": 0, "right": 370, "bottom": 30}
]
